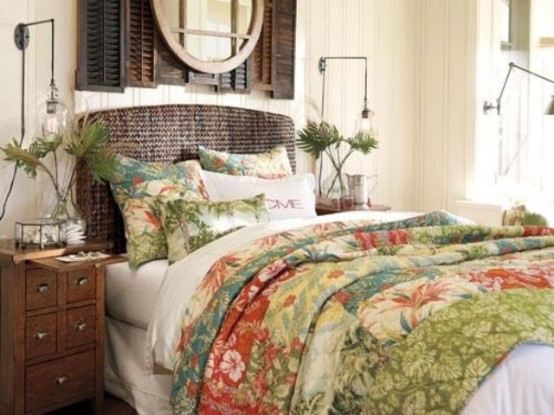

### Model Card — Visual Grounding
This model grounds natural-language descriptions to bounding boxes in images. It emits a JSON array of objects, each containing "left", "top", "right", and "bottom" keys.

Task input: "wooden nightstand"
[
  {"left": 0, "top": 240, "right": 122, "bottom": 415},
  {"left": 316, "top": 203, "right": 391, "bottom": 215}
]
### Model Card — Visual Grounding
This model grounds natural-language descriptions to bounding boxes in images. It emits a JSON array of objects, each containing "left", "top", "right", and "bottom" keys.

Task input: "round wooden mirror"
[{"left": 151, "top": 0, "right": 264, "bottom": 74}]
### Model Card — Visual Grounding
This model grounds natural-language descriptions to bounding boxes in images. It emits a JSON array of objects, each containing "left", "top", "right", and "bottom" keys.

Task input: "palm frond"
[
  {"left": 296, "top": 120, "right": 342, "bottom": 160},
  {"left": 297, "top": 119, "right": 379, "bottom": 166},
  {"left": 346, "top": 131, "right": 379, "bottom": 155},
  {"left": 1, "top": 141, "right": 48, "bottom": 178},
  {"left": 1, "top": 114, "right": 118, "bottom": 189}
]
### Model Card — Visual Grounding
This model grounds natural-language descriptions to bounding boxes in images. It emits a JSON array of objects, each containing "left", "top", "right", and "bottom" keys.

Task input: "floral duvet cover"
[{"left": 169, "top": 212, "right": 554, "bottom": 414}]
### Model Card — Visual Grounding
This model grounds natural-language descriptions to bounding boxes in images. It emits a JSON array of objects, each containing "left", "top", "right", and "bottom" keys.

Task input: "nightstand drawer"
[
  {"left": 66, "top": 267, "right": 96, "bottom": 303},
  {"left": 66, "top": 305, "right": 96, "bottom": 349},
  {"left": 25, "top": 313, "right": 57, "bottom": 360},
  {"left": 26, "top": 269, "right": 57, "bottom": 311},
  {"left": 25, "top": 350, "right": 95, "bottom": 413}
]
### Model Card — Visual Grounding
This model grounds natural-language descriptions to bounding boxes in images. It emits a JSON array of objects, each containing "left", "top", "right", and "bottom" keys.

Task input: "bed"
[{"left": 76, "top": 104, "right": 554, "bottom": 415}]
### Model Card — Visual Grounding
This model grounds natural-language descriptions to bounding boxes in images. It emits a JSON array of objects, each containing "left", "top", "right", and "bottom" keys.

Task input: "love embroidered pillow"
[{"left": 201, "top": 171, "right": 317, "bottom": 221}]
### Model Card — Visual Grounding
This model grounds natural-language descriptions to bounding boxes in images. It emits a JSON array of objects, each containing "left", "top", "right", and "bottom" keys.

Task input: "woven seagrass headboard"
[{"left": 76, "top": 104, "right": 296, "bottom": 253}]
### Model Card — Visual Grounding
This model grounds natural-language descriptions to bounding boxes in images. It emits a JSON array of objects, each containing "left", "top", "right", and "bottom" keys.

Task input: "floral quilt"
[{"left": 170, "top": 212, "right": 554, "bottom": 414}]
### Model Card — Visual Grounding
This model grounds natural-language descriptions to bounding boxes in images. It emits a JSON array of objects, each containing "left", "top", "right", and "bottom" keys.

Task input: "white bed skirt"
[{"left": 105, "top": 317, "right": 173, "bottom": 415}]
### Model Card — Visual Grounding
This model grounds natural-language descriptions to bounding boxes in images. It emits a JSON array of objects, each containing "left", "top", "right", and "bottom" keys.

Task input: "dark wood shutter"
[
  {"left": 251, "top": 0, "right": 274, "bottom": 91},
  {"left": 76, "top": 0, "right": 125, "bottom": 92},
  {"left": 127, "top": 0, "right": 156, "bottom": 87},
  {"left": 156, "top": 37, "right": 187, "bottom": 85},
  {"left": 272, "top": 0, "right": 296, "bottom": 99},
  {"left": 218, "top": 60, "right": 251, "bottom": 93}
]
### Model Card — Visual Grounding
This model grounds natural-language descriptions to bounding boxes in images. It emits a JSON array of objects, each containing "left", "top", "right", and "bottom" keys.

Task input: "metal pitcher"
[{"left": 345, "top": 174, "right": 378, "bottom": 210}]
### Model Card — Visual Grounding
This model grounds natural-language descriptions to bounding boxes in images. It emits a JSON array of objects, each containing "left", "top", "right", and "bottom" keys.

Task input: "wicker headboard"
[{"left": 76, "top": 104, "right": 296, "bottom": 253}]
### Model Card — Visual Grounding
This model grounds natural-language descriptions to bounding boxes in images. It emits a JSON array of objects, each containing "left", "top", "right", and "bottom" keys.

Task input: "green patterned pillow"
[
  {"left": 121, "top": 180, "right": 206, "bottom": 268},
  {"left": 199, "top": 146, "right": 292, "bottom": 179},
  {"left": 158, "top": 194, "right": 269, "bottom": 264},
  {"left": 110, "top": 155, "right": 208, "bottom": 208}
]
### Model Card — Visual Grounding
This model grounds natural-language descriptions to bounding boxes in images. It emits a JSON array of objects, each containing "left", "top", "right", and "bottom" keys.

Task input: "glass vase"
[
  {"left": 51, "top": 192, "right": 87, "bottom": 236},
  {"left": 321, "top": 170, "right": 352, "bottom": 211}
]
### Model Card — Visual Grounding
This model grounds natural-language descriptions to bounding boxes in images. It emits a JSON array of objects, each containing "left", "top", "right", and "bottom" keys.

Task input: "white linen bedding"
[
  {"left": 106, "top": 259, "right": 168, "bottom": 329},
  {"left": 105, "top": 317, "right": 173, "bottom": 415},
  {"left": 106, "top": 210, "right": 554, "bottom": 415}
]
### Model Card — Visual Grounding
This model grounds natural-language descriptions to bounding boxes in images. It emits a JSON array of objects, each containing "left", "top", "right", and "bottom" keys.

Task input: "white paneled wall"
[
  {"left": 416, "top": 0, "right": 478, "bottom": 213},
  {"left": 0, "top": 0, "right": 38, "bottom": 238},
  {"left": 0, "top": 0, "right": 482, "bottom": 236}
]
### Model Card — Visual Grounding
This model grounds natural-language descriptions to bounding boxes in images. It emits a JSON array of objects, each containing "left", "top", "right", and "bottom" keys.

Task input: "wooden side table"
[
  {"left": 0, "top": 240, "right": 123, "bottom": 415},
  {"left": 316, "top": 203, "right": 392, "bottom": 216}
]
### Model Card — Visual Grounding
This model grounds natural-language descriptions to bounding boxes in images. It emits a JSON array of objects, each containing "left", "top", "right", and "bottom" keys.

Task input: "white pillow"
[{"left": 201, "top": 170, "right": 317, "bottom": 221}]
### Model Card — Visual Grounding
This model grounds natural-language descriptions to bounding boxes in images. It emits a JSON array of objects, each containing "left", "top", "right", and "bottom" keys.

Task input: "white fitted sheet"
[{"left": 105, "top": 259, "right": 168, "bottom": 329}]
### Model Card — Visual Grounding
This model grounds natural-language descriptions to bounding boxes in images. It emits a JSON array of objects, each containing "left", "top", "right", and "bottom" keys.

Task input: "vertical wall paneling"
[
  {"left": 414, "top": 0, "right": 425, "bottom": 210},
  {"left": 441, "top": 1, "right": 450, "bottom": 210},
  {"left": 421, "top": 0, "right": 446, "bottom": 211},
  {"left": 446, "top": 0, "right": 468, "bottom": 213},
  {"left": 416, "top": 0, "right": 478, "bottom": 212},
  {"left": 463, "top": 0, "right": 478, "bottom": 202},
  {"left": 389, "top": 0, "right": 417, "bottom": 210},
  {"left": 375, "top": 0, "right": 394, "bottom": 207},
  {"left": 0, "top": 1, "right": 38, "bottom": 237}
]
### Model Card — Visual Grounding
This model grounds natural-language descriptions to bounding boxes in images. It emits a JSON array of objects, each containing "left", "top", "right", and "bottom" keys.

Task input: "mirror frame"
[{"left": 150, "top": 0, "right": 264, "bottom": 74}]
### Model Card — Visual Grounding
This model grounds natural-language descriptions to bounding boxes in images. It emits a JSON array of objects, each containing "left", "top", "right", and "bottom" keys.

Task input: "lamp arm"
[
  {"left": 510, "top": 62, "right": 554, "bottom": 85},
  {"left": 494, "top": 63, "right": 515, "bottom": 111},
  {"left": 319, "top": 56, "right": 370, "bottom": 121},
  {"left": 486, "top": 62, "right": 554, "bottom": 114}
]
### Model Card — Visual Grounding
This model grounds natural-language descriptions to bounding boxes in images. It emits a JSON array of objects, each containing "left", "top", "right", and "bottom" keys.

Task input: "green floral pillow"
[
  {"left": 121, "top": 180, "right": 206, "bottom": 268},
  {"left": 110, "top": 155, "right": 208, "bottom": 208},
  {"left": 158, "top": 194, "right": 269, "bottom": 264},
  {"left": 199, "top": 146, "right": 292, "bottom": 179}
]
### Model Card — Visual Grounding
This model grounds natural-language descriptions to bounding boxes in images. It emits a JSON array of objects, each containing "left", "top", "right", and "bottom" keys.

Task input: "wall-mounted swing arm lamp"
[
  {"left": 483, "top": 62, "right": 554, "bottom": 115},
  {"left": 0, "top": 18, "right": 67, "bottom": 223},
  {"left": 319, "top": 56, "right": 374, "bottom": 132}
]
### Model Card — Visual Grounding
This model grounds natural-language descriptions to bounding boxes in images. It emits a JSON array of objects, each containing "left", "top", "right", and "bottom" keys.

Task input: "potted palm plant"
[{"left": 297, "top": 120, "right": 379, "bottom": 206}]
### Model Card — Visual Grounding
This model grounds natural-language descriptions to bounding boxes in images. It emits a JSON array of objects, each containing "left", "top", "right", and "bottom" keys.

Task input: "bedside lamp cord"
[
  {"left": 0, "top": 45, "right": 26, "bottom": 222},
  {"left": 0, "top": 19, "right": 55, "bottom": 222}
]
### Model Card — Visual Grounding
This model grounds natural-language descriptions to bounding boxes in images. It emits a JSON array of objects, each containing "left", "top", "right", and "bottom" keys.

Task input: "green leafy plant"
[
  {"left": 297, "top": 120, "right": 379, "bottom": 197},
  {"left": 1, "top": 114, "right": 117, "bottom": 214}
]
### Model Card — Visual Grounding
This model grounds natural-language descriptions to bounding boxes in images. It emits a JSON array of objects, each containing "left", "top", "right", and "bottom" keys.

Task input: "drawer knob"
[
  {"left": 35, "top": 331, "right": 48, "bottom": 341},
  {"left": 36, "top": 283, "right": 49, "bottom": 293},
  {"left": 76, "top": 277, "right": 89, "bottom": 286},
  {"left": 55, "top": 375, "right": 69, "bottom": 386},
  {"left": 76, "top": 322, "right": 88, "bottom": 332}
]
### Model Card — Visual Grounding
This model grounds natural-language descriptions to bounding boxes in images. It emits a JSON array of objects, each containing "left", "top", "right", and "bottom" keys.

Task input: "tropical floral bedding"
[{"left": 168, "top": 212, "right": 554, "bottom": 414}]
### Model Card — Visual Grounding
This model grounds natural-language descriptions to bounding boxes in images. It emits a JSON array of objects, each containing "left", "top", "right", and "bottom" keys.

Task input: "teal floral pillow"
[
  {"left": 121, "top": 180, "right": 206, "bottom": 268},
  {"left": 110, "top": 155, "right": 208, "bottom": 208},
  {"left": 158, "top": 194, "right": 269, "bottom": 264},
  {"left": 199, "top": 146, "right": 292, "bottom": 179}
]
